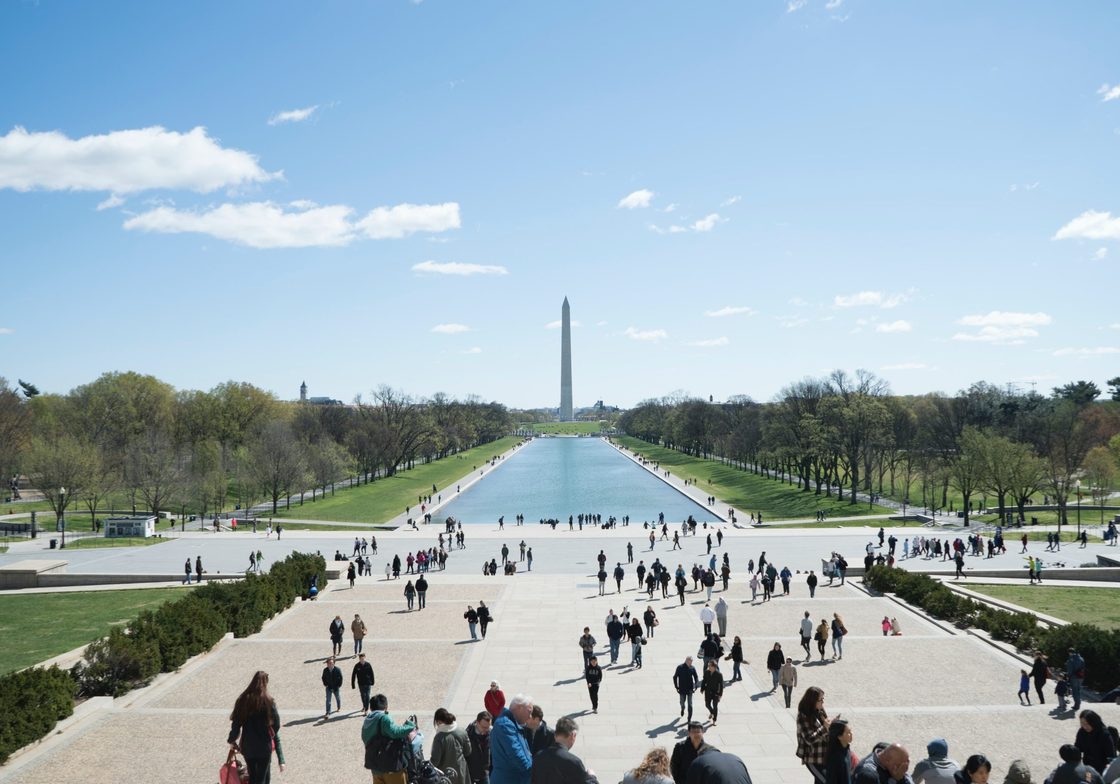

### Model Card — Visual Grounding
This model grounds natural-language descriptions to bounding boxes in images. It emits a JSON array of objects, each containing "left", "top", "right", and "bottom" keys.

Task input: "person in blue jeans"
[
  {"left": 673, "top": 656, "right": 700, "bottom": 721},
  {"left": 321, "top": 657, "right": 342, "bottom": 718},
  {"left": 1065, "top": 647, "right": 1086, "bottom": 711}
]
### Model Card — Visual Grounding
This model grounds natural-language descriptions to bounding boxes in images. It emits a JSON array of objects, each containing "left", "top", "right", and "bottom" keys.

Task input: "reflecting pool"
[{"left": 438, "top": 437, "right": 718, "bottom": 524}]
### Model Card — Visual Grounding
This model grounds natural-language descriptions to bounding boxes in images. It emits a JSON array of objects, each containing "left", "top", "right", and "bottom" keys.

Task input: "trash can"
[
  {"left": 49, "top": 538, "right": 57, "bottom": 549},
  {"left": 1031, "top": 516, "right": 1038, "bottom": 525}
]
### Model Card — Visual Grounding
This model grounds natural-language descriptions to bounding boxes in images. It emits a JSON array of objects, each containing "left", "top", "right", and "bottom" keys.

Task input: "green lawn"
[
  {"left": 272, "top": 436, "right": 522, "bottom": 523},
  {"left": 530, "top": 422, "right": 607, "bottom": 434},
  {"left": 967, "top": 585, "right": 1120, "bottom": 631},
  {"left": 59, "top": 535, "right": 169, "bottom": 550},
  {"left": 615, "top": 436, "right": 894, "bottom": 520},
  {"left": 0, "top": 587, "right": 189, "bottom": 674}
]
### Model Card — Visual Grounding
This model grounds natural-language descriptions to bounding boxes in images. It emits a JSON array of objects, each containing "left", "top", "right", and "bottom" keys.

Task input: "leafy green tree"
[
  {"left": 0, "top": 378, "right": 32, "bottom": 488},
  {"left": 1082, "top": 446, "right": 1117, "bottom": 525},
  {"left": 1107, "top": 377, "right": 1120, "bottom": 403},
  {"left": 25, "top": 435, "right": 98, "bottom": 524},
  {"left": 125, "top": 430, "right": 183, "bottom": 517},
  {"left": 1052, "top": 381, "right": 1101, "bottom": 407},
  {"left": 949, "top": 428, "right": 987, "bottom": 525}
]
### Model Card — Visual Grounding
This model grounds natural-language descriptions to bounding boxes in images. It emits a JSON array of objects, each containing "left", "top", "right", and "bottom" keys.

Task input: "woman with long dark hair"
[
  {"left": 1075, "top": 709, "right": 1116, "bottom": 775},
  {"left": 824, "top": 719, "right": 854, "bottom": 784},
  {"left": 228, "top": 671, "right": 285, "bottom": 784},
  {"left": 795, "top": 686, "right": 830, "bottom": 783}
]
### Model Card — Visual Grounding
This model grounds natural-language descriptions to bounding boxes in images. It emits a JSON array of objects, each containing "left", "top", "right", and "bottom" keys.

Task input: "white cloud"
[
  {"left": 596, "top": 320, "right": 608, "bottom": 327},
  {"left": 623, "top": 326, "right": 668, "bottom": 342},
  {"left": 0, "top": 126, "right": 277, "bottom": 194},
  {"left": 1053, "top": 210, "right": 1120, "bottom": 241},
  {"left": 461, "top": 347, "right": 482, "bottom": 355},
  {"left": 96, "top": 194, "right": 125, "bottom": 211},
  {"left": 881, "top": 362, "right": 928, "bottom": 371},
  {"left": 618, "top": 189, "right": 654, "bottom": 209},
  {"left": 267, "top": 105, "right": 319, "bottom": 126},
  {"left": 691, "top": 213, "right": 722, "bottom": 232},
  {"left": 123, "top": 201, "right": 356, "bottom": 248},
  {"left": 412, "top": 260, "right": 508, "bottom": 276},
  {"left": 1109, "top": 323, "right": 1120, "bottom": 330},
  {"left": 876, "top": 320, "right": 912, "bottom": 333},
  {"left": 669, "top": 225, "right": 689, "bottom": 234},
  {"left": 0, "top": 327, "right": 13, "bottom": 335},
  {"left": 545, "top": 320, "right": 581, "bottom": 329},
  {"left": 825, "top": 0, "right": 843, "bottom": 8},
  {"left": 788, "top": 297, "right": 808, "bottom": 307},
  {"left": 686, "top": 336, "right": 729, "bottom": 347},
  {"left": 1093, "top": 247, "right": 1109, "bottom": 261},
  {"left": 662, "top": 203, "right": 678, "bottom": 213},
  {"left": 787, "top": 0, "right": 807, "bottom": 11},
  {"left": 431, "top": 323, "right": 470, "bottom": 334},
  {"left": 778, "top": 316, "right": 809, "bottom": 328},
  {"left": 1051, "top": 346, "right": 1120, "bottom": 357},
  {"left": 833, "top": 290, "right": 909, "bottom": 308},
  {"left": 357, "top": 202, "right": 460, "bottom": 239},
  {"left": 952, "top": 311, "right": 1051, "bottom": 344},
  {"left": 705, "top": 305, "right": 755, "bottom": 318},
  {"left": 1098, "top": 84, "right": 1120, "bottom": 102},
  {"left": 720, "top": 195, "right": 742, "bottom": 207}
]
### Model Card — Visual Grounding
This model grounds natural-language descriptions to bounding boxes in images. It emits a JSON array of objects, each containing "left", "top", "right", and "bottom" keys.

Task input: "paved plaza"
[{"left": 3, "top": 524, "right": 1118, "bottom": 784}]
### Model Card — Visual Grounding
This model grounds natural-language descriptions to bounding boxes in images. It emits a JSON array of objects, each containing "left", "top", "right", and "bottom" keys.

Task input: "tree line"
[
  {"left": 0, "top": 373, "right": 512, "bottom": 521},
  {"left": 619, "top": 371, "right": 1120, "bottom": 527}
]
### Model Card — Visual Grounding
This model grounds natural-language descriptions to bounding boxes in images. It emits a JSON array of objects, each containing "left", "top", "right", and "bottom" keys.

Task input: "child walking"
[
  {"left": 1018, "top": 669, "right": 1031, "bottom": 705},
  {"left": 1055, "top": 674, "right": 1069, "bottom": 712}
]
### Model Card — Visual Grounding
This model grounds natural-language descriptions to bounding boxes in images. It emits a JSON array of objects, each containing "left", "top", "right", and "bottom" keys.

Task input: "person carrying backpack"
[{"left": 363, "top": 693, "right": 417, "bottom": 784}]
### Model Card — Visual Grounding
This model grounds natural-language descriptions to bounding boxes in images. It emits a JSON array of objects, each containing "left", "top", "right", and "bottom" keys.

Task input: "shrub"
[
  {"left": 72, "top": 626, "right": 161, "bottom": 697},
  {"left": 1041, "top": 623, "right": 1120, "bottom": 692},
  {"left": 0, "top": 666, "right": 75, "bottom": 764}
]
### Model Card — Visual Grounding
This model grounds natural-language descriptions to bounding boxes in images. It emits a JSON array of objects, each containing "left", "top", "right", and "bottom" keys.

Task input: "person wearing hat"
[
  {"left": 913, "top": 739, "right": 960, "bottom": 784},
  {"left": 1002, "top": 760, "right": 1031, "bottom": 784}
]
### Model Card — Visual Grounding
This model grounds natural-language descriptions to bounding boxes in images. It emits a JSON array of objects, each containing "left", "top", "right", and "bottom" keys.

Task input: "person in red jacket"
[{"left": 485, "top": 681, "right": 506, "bottom": 718}]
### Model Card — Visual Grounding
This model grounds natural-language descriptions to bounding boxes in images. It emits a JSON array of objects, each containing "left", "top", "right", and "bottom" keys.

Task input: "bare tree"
[
  {"left": 125, "top": 430, "right": 184, "bottom": 517},
  {"left": 25, "top": 434, "right": 97, "bottom": 524},
  {"left": 249, "top": 421, "right": 308, "bottom": 515}
]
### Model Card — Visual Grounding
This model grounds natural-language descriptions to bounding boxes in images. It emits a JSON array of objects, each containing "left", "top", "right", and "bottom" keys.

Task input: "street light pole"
[
  {"left": 1076, "top": 480, "right": 1082, "bottom": 537},
  {"left": 58, "top": 486, "right": 66, "bottom": 549}
]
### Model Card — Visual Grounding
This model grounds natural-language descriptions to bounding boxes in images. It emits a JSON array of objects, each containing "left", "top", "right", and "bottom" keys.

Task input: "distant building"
[{"left": 298, "top": 382, "right": 342, "bottom": 406}]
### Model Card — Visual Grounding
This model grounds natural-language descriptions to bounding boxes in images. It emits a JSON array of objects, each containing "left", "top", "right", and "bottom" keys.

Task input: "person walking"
[
  {"left": 404, "top": 580, "right": 416, "bottom": 611},
  {"left": 607, "top": 614, "right": 625, "bottom": 665},
  {"left": 484, "top": 681, "right": 506, "bottom": 719},
  {"left": 830, "top": 614, "right": 846, "bottom": 660},
  {"left": 348, "top": 561, "right": 357, "bottom": 589},
  {"left": 807, "top": 571, "right": 818, "bottom": 598},
  {"left": 465, "top": 605, "right": 479, "bottom": 641},
  {"left": 701, "top": 660, "right": 724, "bottom": 725},
  {"left": 779, "top": 657, "right": 798, "bottom": 708},
  {"left": 531, "top": 716, "right": 596, "bottom": 784},
  {"left": 700, "top": 604, "right": 716, "bottom": 637},
  {"left": 478, "top": 601, "right": 492, "bottom": 639},
  {"left": 628, "top": 542, "right": 634, "bottom": 563},
  {"left": 227, "top": 671, "right": 285, "bottom": 783},
  {"left": 416, "top": 574, "right": 429, "bottom": 610},
  {"left": 800, "top": 612, "right": 814, "bottom": 659},
  {"left": 795, "top": 687, "right": 830, "bottom": 784},
  {"left": 725, "top": 636, "right": 746, "bottom": 682},
  {"left": 673, "top": 656, "right": 700, "bottom": 721},
  {"left": 432, "top": 707, "right": 473, "bottom": 784},
  {"left": 1029, "top": 651, "right": 1049, "bottom": 705},
  {"left": 766, "top": 643, "right": 784, "bottom": 692},
  {"left": 628, "top": 617, "right": 644, "bottom": 668},
  {"left": 351, "top": 652, "right": 375, "bottom": 715},
  {"left": 330, "top": 615, "right": 345, "bottom": 657},
  {"left": 597, "top": 567, "right": 608, "bottom": 596},
  {"left": 644, "top": 606, "right": 658, "bottom": 639},
  {"left": 1065, "top": 647, "right": 1086, "bottom": 712},
  {"left": 321, "top": 656, "right": 342, "bottom": 718},
  {"left": 351, "top": 613, "right": 367, "bottom": 655},
  {"left": 195, "top": 555, "right": 203, "bottom": 584},
  {"left": 584, "top": 657, "right": 603, "bottom": 713},
  {"left": 715, "top": 597, "right": 729, "bottom": 638},
  {"left": 467, "top": 712, "right": 493, "bottom": 784},
  {"left": 183, "top": 558, "right": 192, "bottom": 585},
  {"left": 670, "top": 722, "right": 714, "bottom": 784},
  {"left": 579, "top": 627, "right": 598, "bottom": 671},
  {"left": 614, "top": 563, "right": 625, "bottom": 594},
  {"left": 815, "top": 618, "right": 829, "bottom": 661}
]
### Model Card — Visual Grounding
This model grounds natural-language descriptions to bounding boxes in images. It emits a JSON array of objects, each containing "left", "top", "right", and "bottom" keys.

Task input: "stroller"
[{"left": 404, "top": 735, "right": 454, "bottom": 784}]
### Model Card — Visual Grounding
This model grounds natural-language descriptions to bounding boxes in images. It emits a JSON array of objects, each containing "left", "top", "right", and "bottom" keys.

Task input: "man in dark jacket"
[
  {"left": 853, "top": 743, "right": 912, "bottom": 784},
  {"left": 585, "top": 657, "right": 603, "bottom": 713},
  {"left": 671, "top": 722, "right": 716, "bottom": 784},
  {"left": 322, "top": 656, "right": 343, "bottom": 718},
  {"left": 520, "top": 705, "right": 555, "bottom": 757},
  {"left": 674, "top": 656, "right": 700, "bottom": 721},
  {"left": 686, "top": 750, "right": 752, "bottom": 784},
  {"left": 613, "top": 563, "right": 625, "bottom": 594},
  {"left": 416, "top": 574, "right": 429, "bottom": 609},
  {"left": 606, "top": 616, "right": 625, "bottom": 664},
  {"left": 530, "top": 716, "right": 597, "bottom": 784},
  {"left": 351, "top": 652, "right": 375, "bottom": 715},
  {"left": 467, "top": 711, "right": 493, "bottom": 784}
]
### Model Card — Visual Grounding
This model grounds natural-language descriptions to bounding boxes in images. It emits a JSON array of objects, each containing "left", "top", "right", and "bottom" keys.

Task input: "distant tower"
[
  {"left": 560, "top": 297, "right": 573, "bottom": 421},
  {"left": 299, "top": 381, "right": 307, "bottom": 402}
]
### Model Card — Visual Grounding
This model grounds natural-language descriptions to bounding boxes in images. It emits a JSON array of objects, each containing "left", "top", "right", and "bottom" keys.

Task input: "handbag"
[
  {"left": 219, "top": 749, "right": 249, "bottom": 784},
  {"left": 653, "top": 619, "right": 660, "bottom": 627}
]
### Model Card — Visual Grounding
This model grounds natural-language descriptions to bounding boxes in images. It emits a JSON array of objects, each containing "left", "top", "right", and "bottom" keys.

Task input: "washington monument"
[{"left": 559, "top": 297, "right": 573, "bottom": 421}]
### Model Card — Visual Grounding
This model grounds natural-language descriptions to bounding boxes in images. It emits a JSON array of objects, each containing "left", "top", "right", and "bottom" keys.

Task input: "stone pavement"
[{"left": 3, "top": 558, "right": 1118, "bottom": 784}]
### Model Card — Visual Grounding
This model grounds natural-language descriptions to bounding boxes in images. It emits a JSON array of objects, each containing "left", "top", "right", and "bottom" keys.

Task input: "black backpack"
[{"left": 364, "top": 716, "right": 408, "bottom": 772}]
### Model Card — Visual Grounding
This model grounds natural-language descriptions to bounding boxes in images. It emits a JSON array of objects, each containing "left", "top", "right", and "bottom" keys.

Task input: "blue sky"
[{"left": 2, "top": 1, "right": 1118, "bottom": 409}]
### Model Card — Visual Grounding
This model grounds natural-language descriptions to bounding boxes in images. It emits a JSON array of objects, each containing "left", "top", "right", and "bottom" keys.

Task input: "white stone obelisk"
[{"left": 560, "top": 297, "right": 573, "bottom": 421}]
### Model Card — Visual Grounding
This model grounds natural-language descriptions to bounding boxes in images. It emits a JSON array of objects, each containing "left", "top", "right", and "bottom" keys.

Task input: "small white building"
[{"left": 104, "top": 516, "right": 157, "bottom": 538}]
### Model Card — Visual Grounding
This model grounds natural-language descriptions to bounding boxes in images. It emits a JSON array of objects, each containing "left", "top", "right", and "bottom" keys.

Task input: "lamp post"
[
  {"left": 58, "top": 486, "right": 66, "bottom": 549},
  {"left": 1076, "top": 480, "right": 1082, "bottom": 537}
]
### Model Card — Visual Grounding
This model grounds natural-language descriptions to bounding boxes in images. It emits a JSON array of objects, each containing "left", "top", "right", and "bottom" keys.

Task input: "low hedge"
[
  {"left": 865, "top": 566, "right": 1118, "bottom": 691},
  {"left": 0, "top": 666, "right": 76, "bottom": 764},
  {"left": 73, "top": 551, "right": 326, "bottom": 696}
]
